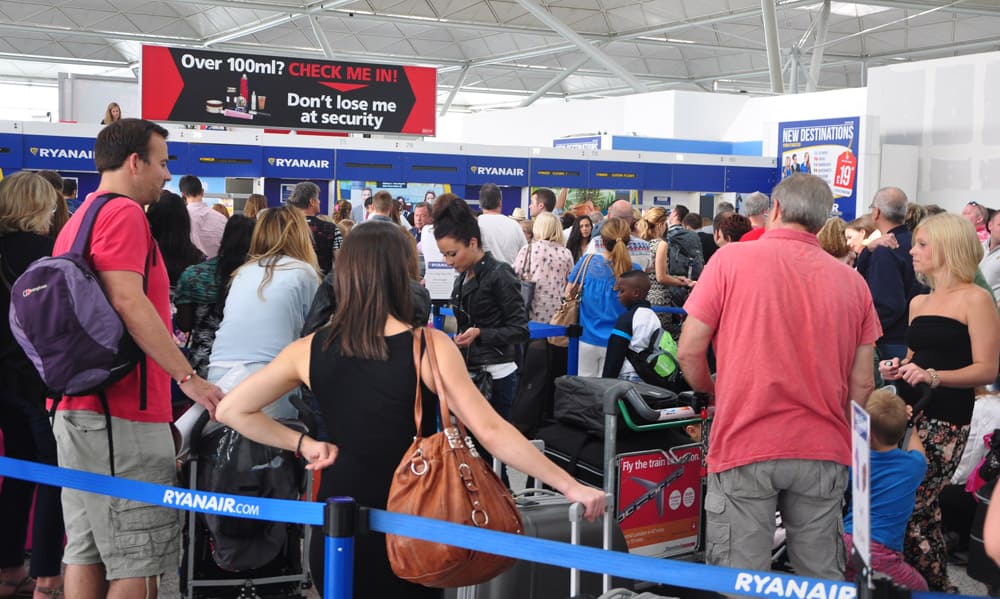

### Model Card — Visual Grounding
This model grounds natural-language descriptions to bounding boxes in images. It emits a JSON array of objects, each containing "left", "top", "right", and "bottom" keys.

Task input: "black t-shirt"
[{"left": 0, "top": 231, "right": 54, "bottom": 388}]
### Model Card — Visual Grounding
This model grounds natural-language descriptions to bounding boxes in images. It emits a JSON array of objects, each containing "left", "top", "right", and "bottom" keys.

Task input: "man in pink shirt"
[
  {"left": 181, "top": 174, "right": 227, "bottom": 258},
  {"left": 52, "top": 119, "right": 224, "bottom": 599},
  {"left": 962, "top": 201, "right": 991, "bottom": 243},
  {"left": 678, "top": 173, "right": 881, "bottom": 579}
]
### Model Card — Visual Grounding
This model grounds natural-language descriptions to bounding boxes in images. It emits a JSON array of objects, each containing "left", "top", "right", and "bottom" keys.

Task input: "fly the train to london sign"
[{"left": 141, "top": 45, "right": 436, "bottom": 136}]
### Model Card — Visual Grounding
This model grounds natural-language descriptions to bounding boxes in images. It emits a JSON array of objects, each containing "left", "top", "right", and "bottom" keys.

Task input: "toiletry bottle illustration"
[{"left": 239, "top": 74, "right": 248, "bottom": 111}]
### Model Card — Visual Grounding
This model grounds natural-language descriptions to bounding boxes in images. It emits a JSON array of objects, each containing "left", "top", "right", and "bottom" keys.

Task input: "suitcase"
[{"left": 446, "top": 489, "right": 630, "bottom": 599}]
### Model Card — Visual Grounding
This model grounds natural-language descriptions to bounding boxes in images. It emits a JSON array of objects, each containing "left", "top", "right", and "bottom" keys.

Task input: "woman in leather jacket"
[{"left": 432, "top": 194, "right": 529, "bottom": 420}]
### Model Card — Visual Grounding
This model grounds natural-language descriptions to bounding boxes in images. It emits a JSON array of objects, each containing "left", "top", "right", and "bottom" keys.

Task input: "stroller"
[{"left": 178, "top": 407, "right": 314, "bottom": 599}]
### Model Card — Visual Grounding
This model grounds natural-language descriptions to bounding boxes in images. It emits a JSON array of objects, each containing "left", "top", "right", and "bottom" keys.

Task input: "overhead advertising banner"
[
  {"left": 778, "top": 116, "right": 859, "bottom": 221},
  {"left": 141, "top": 45, "right": 436, "bottom": 136}
]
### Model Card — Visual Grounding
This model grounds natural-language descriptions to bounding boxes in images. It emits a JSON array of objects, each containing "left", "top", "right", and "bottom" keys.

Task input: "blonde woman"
[
  {"left": 0, "top": 172, "right": 65, "bottom": 599},
  {"left": 207, "top": 206, "right": 322, "bottom": 419},
  {"left": 879, "top": 214, "right": 1000, "bottom": 591},
  {"left": 242, "top": 193, "right": 267, "bottom": 219},
  {"left": 101, "top": 102, "right": 121, "bottom": 125},
  {"left": 513, "top": 212, "right": 573, "bottom": 323},
  {"left": 817, "top": 217, "right": 854, "bottom": 265},
  {"left": 568, "top": 217, "right": 640, "bottom": 376},
  {"left": 635, "top": 207, "right": 674, "bottom": 308}
]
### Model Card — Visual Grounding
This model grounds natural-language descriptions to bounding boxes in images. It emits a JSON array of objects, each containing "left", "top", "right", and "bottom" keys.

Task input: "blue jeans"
[{"left": 489, "top": 372, "right": 518, "bottom": 421}]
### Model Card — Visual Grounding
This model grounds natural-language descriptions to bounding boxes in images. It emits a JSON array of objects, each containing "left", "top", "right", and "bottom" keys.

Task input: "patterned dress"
[
  {"left": 174, "top": 258, "right": 222, "bottom": 378},
  {"left": 306, "top": 215, "right": 343, "bottom": 275},
  {"left": 513, "top": 239, "right": 574, "bottom": 323}
]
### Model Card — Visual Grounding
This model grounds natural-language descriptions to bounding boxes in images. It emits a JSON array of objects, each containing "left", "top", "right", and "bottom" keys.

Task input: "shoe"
[
  {"left": 33, "top": 586, "right": 62, "bottom": 599},
  {"left": 0, "top": 576, "right": 35, "bottom": 598}
]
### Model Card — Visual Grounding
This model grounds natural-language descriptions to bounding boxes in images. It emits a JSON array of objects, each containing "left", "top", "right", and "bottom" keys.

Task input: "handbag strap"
[
  {"left": 422, "top": 327, "right": 471, "bottom": 437},
  {"left": 523, "top": 241, "right": 532, "bottom": 278},
  {"left": 568, "top": 253, "right": 596, "bottom": 292},
  {"left": 411, "top": 328, "right": 427, "bottom": 435}
]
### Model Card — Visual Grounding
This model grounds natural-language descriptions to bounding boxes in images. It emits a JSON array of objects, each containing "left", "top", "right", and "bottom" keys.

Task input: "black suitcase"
[
  {"left": 537, "top": 420, "right": 692, "bottom": 488},
  {"left": 446, "top": 489, "right": 630, "bottom": 599}
]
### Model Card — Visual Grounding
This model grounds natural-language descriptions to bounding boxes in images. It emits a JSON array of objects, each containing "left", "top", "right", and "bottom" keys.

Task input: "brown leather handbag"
[
  {"left": 385, "top": 328, "right": 523, "bottom": 588},
  {"left": 548, "top": 253, "right": 595, "bottom": 347}
]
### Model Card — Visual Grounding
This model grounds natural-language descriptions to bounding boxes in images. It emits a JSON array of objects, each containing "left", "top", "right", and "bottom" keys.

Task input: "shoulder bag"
[
  {"left": 547, "top": 253, "right": 595, "bottom": 347},
  {"left": 519, "top": 241, "right": 536, "bottom": 311},
  {"left": 385, "top": 328, "right": 522, "bottom": 588}
]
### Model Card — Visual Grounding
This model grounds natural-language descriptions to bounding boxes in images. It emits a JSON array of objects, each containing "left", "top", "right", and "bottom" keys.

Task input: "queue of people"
[{"left": 3, "top": 120, "right": 1000, "bottom": 598}]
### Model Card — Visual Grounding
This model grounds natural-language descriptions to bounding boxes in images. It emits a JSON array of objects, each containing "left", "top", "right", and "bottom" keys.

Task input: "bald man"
[{"left": 585, "top": 199, "right": 651, "bottom": 270}]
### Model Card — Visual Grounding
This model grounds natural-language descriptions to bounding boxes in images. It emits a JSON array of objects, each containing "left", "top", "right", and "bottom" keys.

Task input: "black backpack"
[{"left": 666, "top": 226, "right": 704, "bottom": 305}]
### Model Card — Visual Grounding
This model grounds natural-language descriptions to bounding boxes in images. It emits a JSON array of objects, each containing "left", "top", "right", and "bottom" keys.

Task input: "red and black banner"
[{"left": 141, "top": 45, "right": 436, "bottom": 136}]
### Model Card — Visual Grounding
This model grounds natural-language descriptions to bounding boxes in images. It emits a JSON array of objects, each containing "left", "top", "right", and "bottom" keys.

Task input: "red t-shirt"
[
  {"left": 51, "top": 192, "right": 172, "bottom": 422},
  {"left": 684, "top": 228, "right": 881, "bottom": 473},
  {"left": 739, "top": 226, "right": 766, "bottom": 242}
]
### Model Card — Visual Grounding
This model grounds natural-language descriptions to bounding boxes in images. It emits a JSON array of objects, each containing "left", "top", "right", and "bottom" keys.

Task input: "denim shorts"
[{"left": 54, "top": 411, "right": 180, "bottom": 580}]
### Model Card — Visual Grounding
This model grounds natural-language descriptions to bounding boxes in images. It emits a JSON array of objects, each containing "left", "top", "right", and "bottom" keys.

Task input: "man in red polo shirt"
[
  {"left": 52, "top": 119, "right": 224, "bottom": 599},
  {"left": 738, "top": 191, "right": 769, "bottom": 242},
  {"left": 678, "top": 173, "right": 881, "bottom": 579}
]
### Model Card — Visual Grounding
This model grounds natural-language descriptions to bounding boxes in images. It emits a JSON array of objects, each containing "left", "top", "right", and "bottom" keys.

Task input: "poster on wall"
[
  {"left": 538, "top": 188, "right": 638, "bottom": 217},
  {"left": 777, "top": 117, "right": 859, "bottom": 221},
  {"left": 141, "top": 45, "right": 436, "bottom": 135}
]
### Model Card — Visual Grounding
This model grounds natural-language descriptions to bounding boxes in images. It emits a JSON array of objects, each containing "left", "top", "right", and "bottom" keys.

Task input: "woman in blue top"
[{"left": 567, "top": 217, "right": 640, "bottom": 377}]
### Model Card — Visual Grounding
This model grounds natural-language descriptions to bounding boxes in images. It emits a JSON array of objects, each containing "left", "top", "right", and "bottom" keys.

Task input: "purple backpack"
[{"left": 9, "top": 193, "right": 148, "bottom": 401}]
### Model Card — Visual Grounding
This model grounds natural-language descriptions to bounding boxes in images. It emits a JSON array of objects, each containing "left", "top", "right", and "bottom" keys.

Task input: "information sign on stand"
[
  {"left": 851, "top": 401, "right": 872, "bottom": 587},
  {"left": 777, "top": 117, "right": 860, "bottom": 220},
  {"left": 424, "top": 261, "right": 458, "bottom": 302}
]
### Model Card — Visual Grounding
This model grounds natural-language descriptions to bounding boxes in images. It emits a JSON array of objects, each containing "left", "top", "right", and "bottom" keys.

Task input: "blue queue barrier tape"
[
  {"left": 0, "top": 456, "right": 323, "bottom": 526},
  {"left": 323, "top": 497, "right": 356, "bottom": 599},
  {"left": 0, "top": 457, "right": 978, "bottom": 599},
  {"left": 367, "top": 508, "right": 975, "bottom": 599},
  {"left": 651, "top": 305, "right": 686, "bottom": 315}
]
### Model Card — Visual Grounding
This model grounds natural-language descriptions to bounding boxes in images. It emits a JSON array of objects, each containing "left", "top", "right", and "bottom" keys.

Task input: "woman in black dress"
[
  {"left": 0, "top": 172, "right": 64, "bottom": 598},
  {"left": 880, "top": 213, "right": 1000, "bottom": 591},
  {"left": 216, "top": 221, "right": 605, "bottom": 598}
]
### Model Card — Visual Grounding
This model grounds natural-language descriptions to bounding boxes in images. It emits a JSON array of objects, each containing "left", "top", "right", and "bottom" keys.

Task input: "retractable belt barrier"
[{"left": 0, "top": 456, "right": 977, "bottom": 599}]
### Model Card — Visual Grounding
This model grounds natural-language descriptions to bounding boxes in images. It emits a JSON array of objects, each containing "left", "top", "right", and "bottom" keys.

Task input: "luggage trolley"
[
  {"left": 178, "top": 409, "right": 314, "bottom": 599},
  {"left": 537, "top": 377, "right": 713, "bottom": 565}
]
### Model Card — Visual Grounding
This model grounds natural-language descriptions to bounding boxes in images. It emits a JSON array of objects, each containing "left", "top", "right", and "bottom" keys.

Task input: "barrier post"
[
  {"left": 566, "top": 324, "right": 582, "bottom": 376},
  {"left": 323, "top": 497, "right": 357, "bottom": 599}
]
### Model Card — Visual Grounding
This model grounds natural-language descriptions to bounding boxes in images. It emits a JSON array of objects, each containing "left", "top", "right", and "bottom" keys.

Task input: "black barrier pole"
[{"left": 324, "top": 497, "right": 357, "bottom": 599}]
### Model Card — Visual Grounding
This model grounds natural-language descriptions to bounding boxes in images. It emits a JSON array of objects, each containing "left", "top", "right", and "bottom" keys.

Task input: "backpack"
[
  {"left": 626, "top": 326, "right": 682, "bottom": 389},
  {"left": 666, "top": 226, "right": 704, "bottom": 305},
  {"left": 9, "top": 193, "right": 150, "bottom": 475},
  {"left": 666, "top": 226, "right": 705, "bottom": 281}
]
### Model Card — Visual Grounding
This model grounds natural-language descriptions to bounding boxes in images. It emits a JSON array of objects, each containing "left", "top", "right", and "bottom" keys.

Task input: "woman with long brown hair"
[
  {"left": 570, "top": 216, "right": 641, "bottom": 376},
  {"left": 215, "top": 221, "right": 604, "bottom": 598},
  {"left": 206, "top": 206, "right": 321, "bottom": 419}
]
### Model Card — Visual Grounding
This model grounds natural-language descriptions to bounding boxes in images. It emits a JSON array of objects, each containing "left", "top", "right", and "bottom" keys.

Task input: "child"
[
  {"left": 602, "top": 270, "right": 663, "bottom": 383},
  {"left": 843, "top": 388, "right": 928, "bottom": 590}
]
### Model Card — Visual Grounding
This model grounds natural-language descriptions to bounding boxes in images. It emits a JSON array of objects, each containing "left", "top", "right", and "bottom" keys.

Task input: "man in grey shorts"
[
  {"left": 50, "top": 119, "right": 223, "bottom": 598},
  {"left": 678, "top": 174, "right": 881, "bottom": 579}
]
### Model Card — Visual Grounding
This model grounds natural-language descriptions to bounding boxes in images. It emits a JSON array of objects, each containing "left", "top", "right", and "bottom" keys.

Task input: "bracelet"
[
  {"left": 177, "top": 370, "right": 196, "bottom": 385},
  {"left": 295, "top": 432, "right": 307, "bottom": 458},
  {"left": 927, "top": 368, "right": 940, "bottom": 389}
]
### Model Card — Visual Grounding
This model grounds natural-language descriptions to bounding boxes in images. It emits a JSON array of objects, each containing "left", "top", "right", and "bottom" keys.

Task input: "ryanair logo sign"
[
  {"left": 30, "top": 147, "right": 93, "bottom": 160},
  {"left": 267, "top": 156, "right": 330, "bottom": 169},
  {"left": 469, "top": 165, "right": 525, "bottom": 177}
]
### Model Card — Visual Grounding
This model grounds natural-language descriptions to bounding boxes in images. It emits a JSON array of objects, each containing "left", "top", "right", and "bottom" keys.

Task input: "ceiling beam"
[
  {"left": 519, "top": 52, "right": 591, "bottom": 107},
  {"left": 806, "top": 0, "right": 832, "bottom": 92},
  {"left": 439, "top": 64, "right": 470, "bottom": 116},
  {"left": 0, "top": 51, "right": 131, "bottom": 68},
  {"left": 0, "top": 21, "right": 200, "bottom": 45},
  {"left": 308, "top": 15, "right": 335, "bottom": 58},
  {"left": 839, "top": 0, "right": 1000, "bottom": 17},
  {"left": 202, "top": 0, "right": 356, "bottom": 46},
  {"left": 513, "top": 0, "right": 647, "bottom": 92}
]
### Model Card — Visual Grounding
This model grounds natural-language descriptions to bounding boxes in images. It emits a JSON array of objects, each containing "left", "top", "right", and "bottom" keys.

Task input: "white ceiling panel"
[{"left": 0, "top": 0, "right": 998, "bottom": 112}]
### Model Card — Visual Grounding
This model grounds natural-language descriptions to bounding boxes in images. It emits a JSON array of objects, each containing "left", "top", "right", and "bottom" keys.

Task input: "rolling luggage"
[
  {"left": 446, "top": 488, "right": 630, "bottom": 599},
  {"left": 178, "top": 409, "right": 313, "bottom": 599}
]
